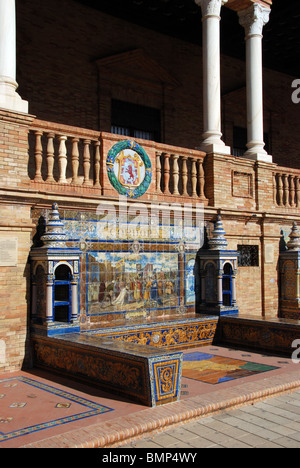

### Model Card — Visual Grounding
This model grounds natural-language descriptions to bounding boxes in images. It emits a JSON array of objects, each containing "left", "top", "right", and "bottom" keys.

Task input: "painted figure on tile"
[
  {"left": 111, "top": 283, "right": 129, "bottom": 306},
  {"left": 87, "top": 251, "right": 181, "bottom": 316},
  {"left": 150, "top": 275, "right": 163, "bottom": 306}
]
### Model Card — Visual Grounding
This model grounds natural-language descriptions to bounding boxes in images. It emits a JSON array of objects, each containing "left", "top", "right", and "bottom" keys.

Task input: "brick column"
[
  {"left": 195, "top": 0, "right": 231, "bottom": 155},
  {"left": 0, "top": 0, "right": 28, "bottom": 113}
]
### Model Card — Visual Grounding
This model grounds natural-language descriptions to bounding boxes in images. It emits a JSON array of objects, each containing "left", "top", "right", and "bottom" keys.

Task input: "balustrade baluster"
[
  {"left": 182, "top": 156, "right": 188, "bottom": 196},
  {"left": 273, "top": 173, "right": 276, "bottom": 205},
  {"left": 290, "top": 176, "right": 296, "bottom": 207},
  {"left": 172, "top": 154, "right": 179, "bottom": 195},
  {"left": 296, "top": 177, "right": 300, "bottom": 208},
  {"left": 277, "top": 174, "right": 283, "bottom": 206},
  {"left": 191, "top": 158, "right": 197, "bottom": 197},
  {"left": 163, "top": 153, "right": 171, "bottom": 195},
  {"left": 34, "top": 131, "right": 43, "bottom": 182},
  {"left": 156, "top": 152, "right": 162, "bottom": 194},
  {"left": 83, "top": 140, "right": 91, "bottom": 186},
  {"left": 58, "top": 135, "right": 68, "bottom": 183},
  {"left": 283, "top": 174, "right": 289, "bottom": 207},
  {"left": 71, "top": 138, "right": 79, "bottom": 184},
  {"left": 46, "top": 133, "right": 55, "bottom": 183},
  {"left": 198, "top": 159, "right": 206, "bottom": 200},
  {"left": 94, "top": 141, "right": 101, "bottom": 188}
]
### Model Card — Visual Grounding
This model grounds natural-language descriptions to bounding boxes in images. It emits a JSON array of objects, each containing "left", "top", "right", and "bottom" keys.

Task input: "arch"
[
  {"left": 54, "top": 264, "right": 72, "bottom": 323},
  {"left": 54, "top": 261, "right": 74, "bottom": 277},
  {"left": 223, "top": 262, "right": 233, "bottom": 307}
]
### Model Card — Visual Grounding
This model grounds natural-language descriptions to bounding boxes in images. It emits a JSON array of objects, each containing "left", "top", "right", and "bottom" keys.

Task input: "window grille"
[{"left": 238, "top": 245, "right": 259, "bottom": 267}]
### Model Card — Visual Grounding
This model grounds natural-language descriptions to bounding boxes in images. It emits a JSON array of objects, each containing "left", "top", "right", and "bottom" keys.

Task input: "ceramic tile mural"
[
  {"left": 31, "top": 207, "right": 200, "bottom": 323},
  {"left": 87, "top": 251, "right": 180, "bottom": 316}
]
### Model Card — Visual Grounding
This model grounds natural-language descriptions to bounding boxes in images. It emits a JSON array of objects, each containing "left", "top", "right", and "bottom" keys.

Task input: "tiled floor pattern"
[
  {"left": 0, "top": 376, "right": 113, "bottom": 443},
  {"left": 182, "top": 352, "right": 278, "bottom": 384},
  {"left": 0, "top": 345, "right": 299, "bottom": 448}
]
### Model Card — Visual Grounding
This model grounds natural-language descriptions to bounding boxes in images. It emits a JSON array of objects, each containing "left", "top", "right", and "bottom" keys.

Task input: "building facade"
[{"left": 0, "top": 0, "right": 299, "bottom": 373}]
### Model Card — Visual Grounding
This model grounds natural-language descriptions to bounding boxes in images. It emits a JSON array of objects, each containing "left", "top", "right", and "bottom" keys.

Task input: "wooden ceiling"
[{"left": 76, "top": 0, "right": 299, "bottom": 77}]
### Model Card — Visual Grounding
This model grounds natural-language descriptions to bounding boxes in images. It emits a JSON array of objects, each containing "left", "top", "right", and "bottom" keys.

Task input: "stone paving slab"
[
  {"left": 1, "top": 345, "right": 300, "bottom": 448},
  {"left": 124, "top": 391, "right": 300, "bottom": 449}
]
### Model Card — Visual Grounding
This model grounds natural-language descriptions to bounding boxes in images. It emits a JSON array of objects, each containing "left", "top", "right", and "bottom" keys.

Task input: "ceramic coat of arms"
[{"left": 107, "top": 140, "right": 152, "bottom": 198}]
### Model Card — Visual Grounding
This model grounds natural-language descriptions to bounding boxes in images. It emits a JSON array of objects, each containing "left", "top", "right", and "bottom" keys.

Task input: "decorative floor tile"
[
  {"left": 56, "top": 403, "right": 71, "bottom": 408},
  {"left": 183, "top": 352, "right": 278, "bottom": 385},
  {"left": 0, "top": 376, "right": 114, "bottom": 443}
]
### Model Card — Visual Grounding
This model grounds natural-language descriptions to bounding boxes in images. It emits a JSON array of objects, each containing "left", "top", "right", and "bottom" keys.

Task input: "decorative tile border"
[
  {"left": 92, "top": 317, "right": 218, "bottom": 350},
  {"left": 0, "top": 376, "right": 113, "bottom": 443}
]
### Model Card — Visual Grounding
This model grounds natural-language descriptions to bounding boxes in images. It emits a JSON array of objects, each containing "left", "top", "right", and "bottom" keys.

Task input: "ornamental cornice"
[
  {"left": 238, "top": 3, "right": 270, "bottom": 38},
  {"left": 195, "top": 0, "right": 228, "bottom": 18}
]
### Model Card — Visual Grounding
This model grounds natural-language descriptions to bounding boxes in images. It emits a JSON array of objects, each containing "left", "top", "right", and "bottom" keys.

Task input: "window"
[
  {"left": 233, "top": 127, "right": 247, "bottom": 157},
  {"left": 238, "top": 245, "right": 259, "bottom": 267},
  {"left": 233, "top": 126, "right": 270, "bottom": 157},
  {"left": 111, "top": 99, "right": 161, "bottom": 142}
]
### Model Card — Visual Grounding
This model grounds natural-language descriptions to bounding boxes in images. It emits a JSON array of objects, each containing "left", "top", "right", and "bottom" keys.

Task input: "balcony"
[
  {"left": 0, "top": 113, "right": 296, "bottom": 216},
  {"left": 28, "top": 118, "right": 208, "bottom": 204}
]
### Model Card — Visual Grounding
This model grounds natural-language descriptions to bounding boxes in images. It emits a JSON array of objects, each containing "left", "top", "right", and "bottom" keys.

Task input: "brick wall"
[
  {"left": 0, "top": 204, "right": 33, "bottom": 373},
  {"left": 16, "top": 0, "right": 300, "bottom": 168}
]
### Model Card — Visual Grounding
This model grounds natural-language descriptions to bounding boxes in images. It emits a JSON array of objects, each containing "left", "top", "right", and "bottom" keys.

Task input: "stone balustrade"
[
  {"left": 274, "top": 168, "right": 300, "bottom": 209},
  {"left": 29, "top": 120, "right": 101, "bottom": 190},
  {"left": 28, "top": 119, "right": 208, "bottom": 202},
  {"left": 27, "top": 120, "right": 300, "bottom": 214},
  {"left": 155, "top": 149, "right": 207, "bottom": 201}
]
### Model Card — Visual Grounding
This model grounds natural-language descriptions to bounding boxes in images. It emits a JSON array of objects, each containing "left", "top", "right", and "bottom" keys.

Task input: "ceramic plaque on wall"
[{"left": 107, "top": 140, "right": 152, "bottom": 198}]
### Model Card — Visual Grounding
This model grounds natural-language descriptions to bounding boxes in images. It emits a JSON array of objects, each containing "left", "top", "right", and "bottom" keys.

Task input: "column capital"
[
  {"left": 238, "top": 3, "right": 271, "bottom": 38},
  {"left": 195, "top": 0, "right": 228, "bottom": 18}
]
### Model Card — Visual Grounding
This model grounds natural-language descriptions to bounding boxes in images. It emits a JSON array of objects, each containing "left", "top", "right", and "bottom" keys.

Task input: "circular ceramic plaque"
[{"left": 107, "top": 140, "right": 152, "bottom": 198}]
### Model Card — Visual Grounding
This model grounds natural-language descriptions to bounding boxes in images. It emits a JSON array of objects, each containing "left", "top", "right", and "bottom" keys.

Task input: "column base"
[
  {"left": 243, "top": 150, "right": 273, "bottom": 163},
  {"left": 197, "top": 142, "right": 231, "bottom": 155},
  {"left": 197, "top": 132, "right": 231, "bottom": 155},
  {"left": 0, "top": 77, "right": 28, "bottom": 114}
]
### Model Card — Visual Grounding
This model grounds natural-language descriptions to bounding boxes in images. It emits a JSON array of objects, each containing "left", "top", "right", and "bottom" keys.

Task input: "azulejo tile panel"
[
  {"left": 32, "top": 334, "right": 183, "bottom": 407},
  {"left": 93, "top": 318, "right": 218, "bottom": 349},
  {"left": 152, "top": 359, "right": 181, "bottom": 404},
  {"left": 32, "top": 206, "right": 201, "bottom": 325},
  {"left": 0, "top": 376, "right": 113, "bottom": 443}
]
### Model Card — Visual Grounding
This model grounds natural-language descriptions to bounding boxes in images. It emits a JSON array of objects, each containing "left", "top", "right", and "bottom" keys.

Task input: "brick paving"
[{"left": 1, "top": 345, "right": 300, "bottom": 448}]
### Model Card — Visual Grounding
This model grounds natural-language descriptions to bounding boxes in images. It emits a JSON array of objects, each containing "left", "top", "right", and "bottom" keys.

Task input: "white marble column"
[
  {"left": 195, "top": 0, "right": 231, "bottom": 155},
  {"left": 239, "top": 3, "right": 272, "bottom": 163},
  {"left": 45, "top": 281, "right": 54, "bottom": 323},
  {"left": 0, "top": 0, "right": 28, "bottom": 113},
  {"left": 71, "top": 281, "right": 78, "bottom": 322}
]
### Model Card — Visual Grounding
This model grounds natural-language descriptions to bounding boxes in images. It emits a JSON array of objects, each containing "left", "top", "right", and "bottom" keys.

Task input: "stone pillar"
[
  {"left": 239, "top": 3, "right": 272, "bottom": 163},
  {"left": 217, "top": 273, "right": 223, "bottom": 306},
  {"left": 71, "top": 281, "right": 79, "bottom": 322},
  {"left": 232, "top": 274, "right": 237, "bottom": 306},
  {"left": 195, "top": 0, "right": 231, "bottom": 155},
  {"left": 45, "top": 280, "right": 54, "bottom": 323},
  {"left": 0, "top": 0, "right": 28, "bottom": 113}
]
